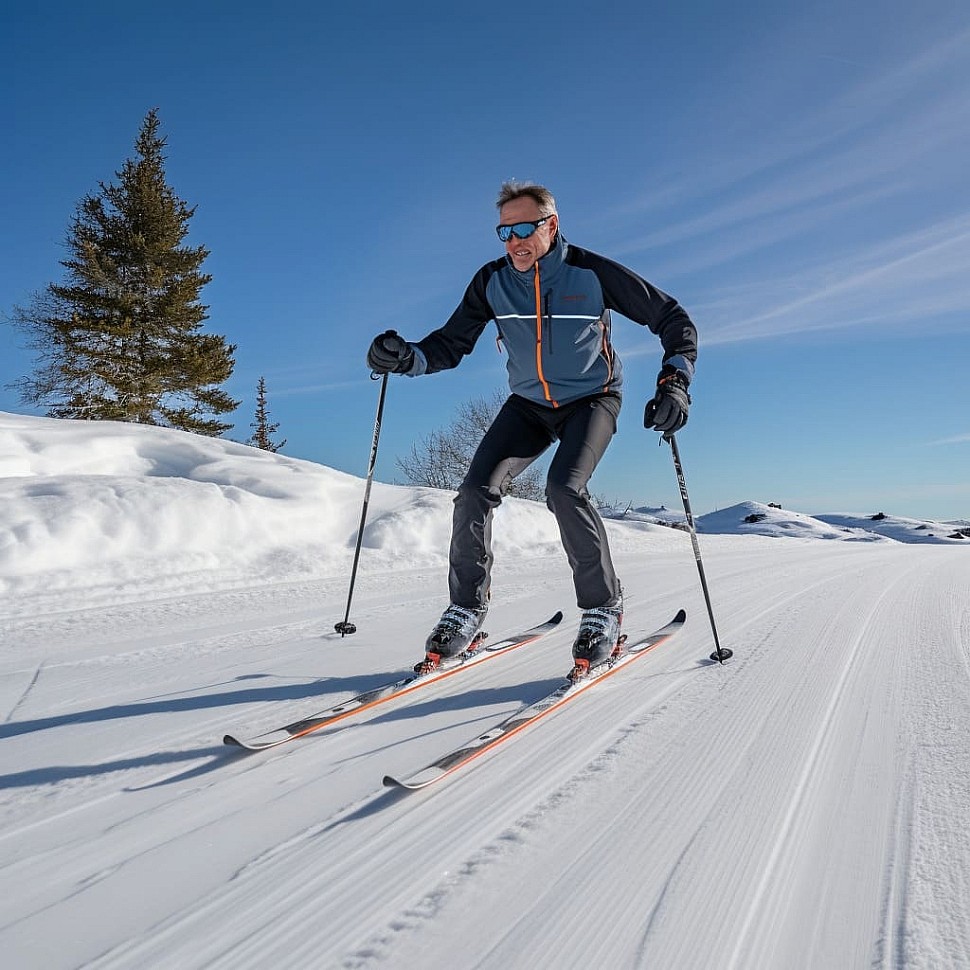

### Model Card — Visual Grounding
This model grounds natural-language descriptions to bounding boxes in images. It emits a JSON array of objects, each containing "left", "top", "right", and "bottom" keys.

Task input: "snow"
[
  {"left": 2, "top": 410, "right": 969, "bottom": 969},
  {"left": 606, "top": 499, "right": 970, "bottom": 545}
]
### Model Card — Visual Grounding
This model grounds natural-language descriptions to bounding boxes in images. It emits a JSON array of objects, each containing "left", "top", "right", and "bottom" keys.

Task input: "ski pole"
[
  {"left": 334, "top": 371, "right": 389, "bottom": 636},
  {"left": 665, "top": 433, "right": 733, "bottom": 664}
]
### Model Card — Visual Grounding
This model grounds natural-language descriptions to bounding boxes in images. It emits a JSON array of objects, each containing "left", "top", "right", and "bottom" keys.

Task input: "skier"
[{"left": 366, "top": 181, "right": 696, "bottom": 677}]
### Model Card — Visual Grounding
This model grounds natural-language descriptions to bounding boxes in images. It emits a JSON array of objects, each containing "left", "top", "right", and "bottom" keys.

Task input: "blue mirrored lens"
[
  {"left": 512, "top": 222, "right": 538, "bottom": 239},
  {"left": 496, "top": 220, "right": 543, "bottom": 242}
]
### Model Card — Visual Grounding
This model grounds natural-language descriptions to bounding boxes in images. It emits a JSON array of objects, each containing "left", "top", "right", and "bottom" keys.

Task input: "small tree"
[
  {"left": 247, "top": 376, "right": 286, "bottom": 452},
  {"left": 396, "top": 390, "right": 546, "bottom": 500},
  {"left": 10, "top": 109, "right": 239, "bottom": 434}
]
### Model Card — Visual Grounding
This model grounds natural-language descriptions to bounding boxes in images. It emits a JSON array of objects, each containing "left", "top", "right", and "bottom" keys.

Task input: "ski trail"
[
  {"left": 723, "top": 576, "right": 903, "bottom": 970},
  {"left": 3, "top": 660, "right": 45, "bottom": 723},
  {"left": 356, "top": 549, "right": 927, "bottom": 970},
  {"left": 872, "top": 754, "right": 916, "bottom": 970},
  {"left": 886, "top": 567, "right": 970, "bottom": 968},
  {"left": 6, "top": 543, "right": 970, "bottom": 969}
]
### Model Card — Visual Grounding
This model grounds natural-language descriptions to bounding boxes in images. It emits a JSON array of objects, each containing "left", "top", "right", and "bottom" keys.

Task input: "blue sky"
[{"left": 3, "top": 0, "right": 969, "bottom": 520}]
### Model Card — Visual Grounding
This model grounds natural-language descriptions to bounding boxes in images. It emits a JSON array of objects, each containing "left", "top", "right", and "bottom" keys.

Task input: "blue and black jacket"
[{"left": 410, "top": 233, "right": 697, "bottom": 408}]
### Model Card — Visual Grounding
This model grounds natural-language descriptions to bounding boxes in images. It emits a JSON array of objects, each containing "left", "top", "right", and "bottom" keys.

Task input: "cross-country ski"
[
  {"left": 223, "top": 611, "right": 563, "bottom": 750},
  {"left": 384, "top": 610, "right": 687, "bottom": 790}
]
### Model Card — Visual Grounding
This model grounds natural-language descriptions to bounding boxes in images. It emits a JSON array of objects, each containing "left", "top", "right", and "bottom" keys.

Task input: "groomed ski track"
[{"left": 2, "top": 540, "right": 969, "bottom": 969}]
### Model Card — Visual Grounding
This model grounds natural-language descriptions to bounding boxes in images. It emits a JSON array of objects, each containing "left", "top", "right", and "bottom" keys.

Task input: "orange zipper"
[{"left": 534, "top": 264, "right": 557, "bottom": 407}]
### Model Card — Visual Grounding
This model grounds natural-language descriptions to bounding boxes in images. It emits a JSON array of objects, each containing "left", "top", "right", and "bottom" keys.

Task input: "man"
[{"left": 367, "top": 181, "right": 695, "bottom": 678}]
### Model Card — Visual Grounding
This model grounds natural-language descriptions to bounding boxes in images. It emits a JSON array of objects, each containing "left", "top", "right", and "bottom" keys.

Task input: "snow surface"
[{"left": 2, "top": 411, "right": 969, "bottom": 969}]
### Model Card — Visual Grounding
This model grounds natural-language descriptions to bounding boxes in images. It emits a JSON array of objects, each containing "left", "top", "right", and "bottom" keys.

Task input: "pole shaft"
[
  {"left": 667, "top": 434, "right": 728, "bottom": 661},
  {"left": 337, "top": 373, "right": 388, "bottom": 634}
]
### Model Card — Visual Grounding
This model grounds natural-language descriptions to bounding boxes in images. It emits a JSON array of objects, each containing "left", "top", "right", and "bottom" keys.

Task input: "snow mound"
[
  {"left": 694, "top": 502, "right": 967, "bottom": 544},
  {"left": 0, "top": 411, "right": 568, "bottom": 607},
  {"left": 814, "top": 511, "right": 970, "bottom": 543},
  {"left": 695, "top": 502, "right": 890, "bottom": 541}
]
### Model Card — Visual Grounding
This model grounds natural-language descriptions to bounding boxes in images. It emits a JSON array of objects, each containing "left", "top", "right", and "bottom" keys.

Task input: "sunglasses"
[{"left": 495, "top": 217, "right": 551, "bottom": 242}]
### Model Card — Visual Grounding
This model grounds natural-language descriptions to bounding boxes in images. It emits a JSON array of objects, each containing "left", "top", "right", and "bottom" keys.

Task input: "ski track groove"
[
  {"left": 872, "top": 751, "right": 917, "bottom": 970},
  {"left": 723, "top": 564, "right": 919, "bottom": 970}
]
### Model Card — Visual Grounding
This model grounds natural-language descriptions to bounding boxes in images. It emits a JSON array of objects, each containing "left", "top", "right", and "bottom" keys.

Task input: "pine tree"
[
  {"left": 247, "top": 376, "right": 286, "bottom": 452},
  {"left": 11, "top": 109, "right": 239, "bottom": 434}
]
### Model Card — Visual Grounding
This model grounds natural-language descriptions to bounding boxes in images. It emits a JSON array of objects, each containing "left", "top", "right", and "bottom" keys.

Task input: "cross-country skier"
[{"left": 366, "top": 181, "right": 697, "bottom": 677}]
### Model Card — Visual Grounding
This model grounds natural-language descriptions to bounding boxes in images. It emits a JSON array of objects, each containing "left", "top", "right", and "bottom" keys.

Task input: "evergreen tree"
[
  {"left": 247, "top": 376, "right": 286, "bottom": 452},
  {"left": 11, "top": 109, "right": 239, "bottom": 434}
]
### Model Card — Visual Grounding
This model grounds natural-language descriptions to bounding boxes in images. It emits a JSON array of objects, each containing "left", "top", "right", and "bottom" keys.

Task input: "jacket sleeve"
[
  {"left": 571, "top": 247, "right": 698, "bottom": 380},
  {"left": 414, "top": 263, "right": 498, "bottom": 374}
]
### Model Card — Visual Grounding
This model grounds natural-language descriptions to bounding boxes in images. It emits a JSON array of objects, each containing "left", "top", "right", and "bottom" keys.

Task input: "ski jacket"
[{"left": 412, "top": 233, "right": 697, "bottom": 408}]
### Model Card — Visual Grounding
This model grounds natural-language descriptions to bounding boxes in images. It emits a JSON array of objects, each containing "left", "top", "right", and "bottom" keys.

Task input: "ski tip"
[
  {"left": 383, "top": 773, "right": 430, "bottom": 791},
  {"left": 223, "top": 734, "right": 243, "bottom": 747},
  {"left": 673, "top": 608, "right": 687, "bottom": 623},
  {"left": 550, "top": 610, "right": 564, "bottom": 623}
]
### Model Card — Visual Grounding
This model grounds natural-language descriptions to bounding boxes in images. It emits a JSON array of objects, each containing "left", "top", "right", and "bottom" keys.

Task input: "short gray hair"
[{"left": 496, "top": 180, "right": 557, "bottom": 216}]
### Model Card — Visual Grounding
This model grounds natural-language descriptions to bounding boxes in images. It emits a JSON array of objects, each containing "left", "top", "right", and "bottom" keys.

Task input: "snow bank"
[
  {"left": 1, "top": 413, "right": 963, "bottom": 613},
  {"left": 0, "top": 412, "right": 570, "bottom": 607}
]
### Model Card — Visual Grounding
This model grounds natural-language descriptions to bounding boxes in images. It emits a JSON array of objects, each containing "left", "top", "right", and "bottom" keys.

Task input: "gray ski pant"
[{"left": 448, "top": 392, "right": 622, "bottom": 611}]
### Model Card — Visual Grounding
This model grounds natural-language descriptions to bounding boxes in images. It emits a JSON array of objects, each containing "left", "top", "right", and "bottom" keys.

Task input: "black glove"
[
  {"left": 644, "top": 366, "right": 691, "bottom": 434},
  {"left": 366, "top": 329, "right": 415, "bottom": 374}
]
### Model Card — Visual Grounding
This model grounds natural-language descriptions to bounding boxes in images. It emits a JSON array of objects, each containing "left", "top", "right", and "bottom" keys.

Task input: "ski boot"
[
  {"left": 568, "top": 599, "right": 624, "bottom": 683},
  {"left": 415, "top": 603, "right": 488, "bottom": 674}
]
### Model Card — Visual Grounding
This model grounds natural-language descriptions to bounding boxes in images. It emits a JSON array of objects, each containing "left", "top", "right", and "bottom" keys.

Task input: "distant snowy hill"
[{"left": 606, "top": 500, "right": 969, "bottom": 544}]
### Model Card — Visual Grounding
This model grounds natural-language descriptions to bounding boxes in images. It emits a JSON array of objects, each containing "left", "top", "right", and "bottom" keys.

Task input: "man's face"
[{"left": 498, "top": 196, "right": 558, "bottom": 273}]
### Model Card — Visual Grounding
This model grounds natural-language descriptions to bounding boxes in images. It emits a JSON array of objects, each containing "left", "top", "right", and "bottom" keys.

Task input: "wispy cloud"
[
  {"left": 605, "top": 28, "right": 970, "bottom": 346},
  {"left": 231, "top": 362, "right": 371, "bottom": 398},
  {"left": 616, "top": 83, "right": 969, "bottom": 264},
  {"left": 612, "top": 26, "right": 970, "bottom": 231},
  {"left": 928, "top": 433, "right": 970, "bottom": 446},
  {"left": 271, "top": 380, "right": 367, "bottom": 397},
  {"left": 699, "top": 210, "right": 970, "bottom": 344}
]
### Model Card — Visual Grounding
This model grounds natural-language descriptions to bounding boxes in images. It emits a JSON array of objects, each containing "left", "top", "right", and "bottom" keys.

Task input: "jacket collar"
[{"left": 505, "top": 232, "right": 567, "bottom": 282}]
